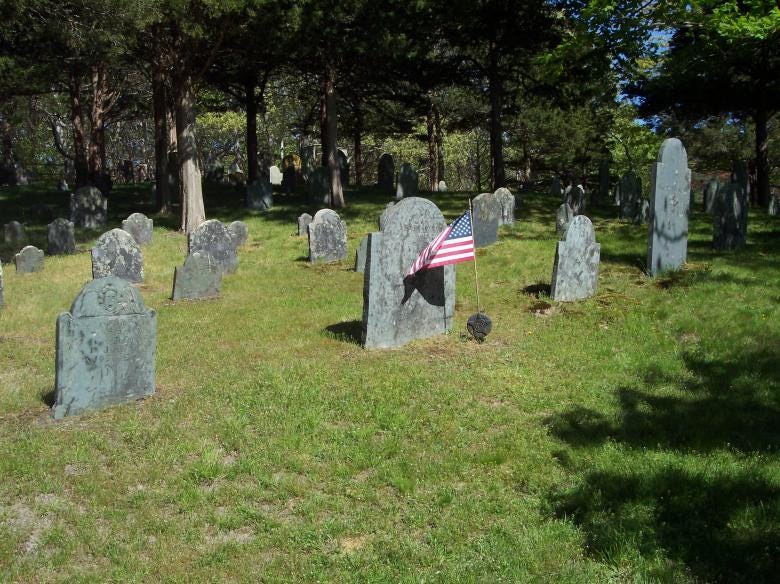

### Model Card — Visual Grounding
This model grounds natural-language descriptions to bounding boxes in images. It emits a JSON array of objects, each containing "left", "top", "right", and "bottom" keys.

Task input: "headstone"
[
  {"left": 91, "top": 229, "right": 144, "bottom": 283},
  {"left": 298, "top": 213, "right": 313, "bottom": 237},
  {"left": 598, "top": 160, "right": 610, "bottom": 204},
  {"left": 15, "top": 245, "right": 44, "bottom": 273},
  {"left": 309, "top": 167, "right": 330, "bottom": 203},
  {"left": 355, "top": 235, "right": 368, "bottom": 273},
  {"left": 269, "top": 165, "right": 283, "bottom": 186},
  {"left": 4, "top": 221, "right": 26, "bottom": 245},
  {"left": 228, "top": 221, "right": 249, "bottom": 248},
  {"left": 551, "top": 215, "right": 600, "bottom": 302},
  {"left": 362, "top": 197, "right": 455, "bottom": 349},
  {"left": 0, "top": 261, "right": 3, "bottom": 307},
  {"left": 556, "top": 203, "right": 574, "bottom": 237},
  {"left": 638, "top": 198, "right": 650, "bottom": 224},
  {"left": 188, "top": 219, "right": 238, "bottom": 275},
  {"left": 70, "top": 186, "right": 107, "bottom": 229},
  {"left": 338, "top": 149, "right": 349, "bottom": 186},
  {"left": 172, "top": 251, "right": 223, "bottom": 301},
  {"left": 378, "top": 153, "right": 395, "bottom": 192},
  {"left": 396, "top": 163, "right": 418, "bottom": 199},
  {"left": 472, "top": 192, "right": 501, "bottom": 247},
  {"left": 712, "top": 182, "right": 748, "bottom": 251},
  {"left": 53, "top": 276, "right": 156, "bottom": 419},
  {"left": 613, "top": 182, "right": 621, "bottom": 206},
  {"left": 308, "top": 209, "right": 347, "bottom": 263},
  {"left": 565, "top": 185, "right": 586, "bottom": 215},
  {"left": 300, "top": 145, "right": 317, "bottom": 184},
  {"left": 282, "top": 166, "right": 296, "bottom": 194},
  {"left": 47, "top": 218, "right": 76, "bottom": 255},
  {"left": 550, "top": 176, "right": 563, "bottom": 198},
  {"left": 647, "top": 138, "right": 691, "bottom": 276},
  {"left": 93, "top": 173, "right": 112, "bottom": 196},
  {"left": 619, "top": 171, "right": 642, "bottom": 221},
  {"left": 121, "top": 213, "right": 153, "bottom": 246},
  {"left": 769, "top": 191, "right": 780, "bottom": 216},
  {"left": 437, "top": 180, "right": 447, "bottom": 192},
  {"left": 703, "top": 178, "right": 719, "bottom": 213},
  {"left": 493, "top": 187, "right": 515, "bottom": 226},
  {"left": 246, "top": 178, "right": 273, "bottom": 210},
  {"left": 379, "top": 202, "right": 396, "bottom": 230},
  {"left": 57, "top": 179, "right": 69, "bottom": 192}
]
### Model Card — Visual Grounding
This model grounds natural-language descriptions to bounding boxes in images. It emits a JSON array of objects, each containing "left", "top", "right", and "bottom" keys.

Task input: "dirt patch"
[{"left": 339, "top": 534, "right": 369, "bottom": 554}]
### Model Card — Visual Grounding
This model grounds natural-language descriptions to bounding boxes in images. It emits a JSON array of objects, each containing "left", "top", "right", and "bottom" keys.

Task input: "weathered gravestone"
[
  {"left": 494, "top": 187, "right": 515, "bottom": 226},
  {"left": 269, "top": 165, "right": 283, "bottom": 186},
  {"left": 769, "top": 191, "right": 780, "bottom": 216},
  {"left": 70, "top": 186, "right": 107, "bottom": 229},
  {"left": 189, "top": 219, "right": 238, "bottom": 274},
  {"left": 338, "top": 149, "right": 350, "bottom": 186},
  {"left": 228, "top": 221, "right": 249, "bottom": 249},
  {"left": 4, "top": 221, "right": 26, "bottom": 245},
  {"left": 308, "top": 209, "right": 347, "bottom": 263},
  {"left": 15, "top": 245, "right": 44, "bottom": 273},
  {"left": 53, "top": 276, "right": 156, "bottom": 419},
  {"left": 472, "top": 192, "right": 501, "bottom": 247},
  {"left": 565, "top": 185, "right": 586, "bottom": 215},
  {"left": 47, "top": 218, "right": 75, "bottom": 255},
  {"left": 309, "top": 167, "right": 330, "bottom": 203},
  {"left": 556, "top": 203, "right": 574, "bottom": 237},
  {"left": 647, "top": 138, "right": 691, "bottom": 276},
  {"left": 378, "top": 153, "right": 395, "bottom": 192},
  {"left": 703, "top": 178, "right": 719, "bottom": 214},
  {"left": 619, "top": 171, "right": 642, "bottom": 221},
  {"left": 379, "top": 202, "right": 396, "bottom": 230},
  {"left": 362, "top": 197, "right": 455, "bottom": 349},
  {"left": 246, "top": 177, "right": 273, "bottom": 210},
  {"left": 551, "top": 215, "right": 600, "bottom": 302},
  {"left": 712, "top": 182, "right": 748, "bottom": 251},
  {"left": 298, "top": 213, "right": 313, "bottom": 236},
  {"left": 550, "top": 176, "right": 563, "bottom": 199},
  {"left": 122, "top": 212, "right": 153, "bottom": 245},
  {"left": 172, "top": 251, "right": 223, "bottom": 301},
  {"left": 437, "top": 181, "right": 447, "bottom": 192},
  {"left": 91, "top": 229, "right": 144, "bottom": 283},
  {"left": 396, "top": 163, "right": 418, "bottom": 199},
  {"left": 300, "top": 145, "right": 317, "bottom": 184},
  {"left": 355, "top": 235, "right": 368, "bottom": 273}
]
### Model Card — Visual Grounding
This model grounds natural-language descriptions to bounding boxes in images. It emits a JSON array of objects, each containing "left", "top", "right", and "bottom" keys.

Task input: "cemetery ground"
[{"left": 1, "top": 183, "right": 779, "bottom": 582}]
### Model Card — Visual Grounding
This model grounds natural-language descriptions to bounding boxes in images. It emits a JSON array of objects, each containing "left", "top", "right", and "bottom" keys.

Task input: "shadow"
[
  {"left": 522, "top": 283, "right": 551, "bottom": 297},
  {"left": 42, "top": 389, "right": 56, "bottom": 407},
  {"left": 401, "top": 267, "right": 445, "bottom": 306},
  {"left": 324, "top": 320, "right": 362, "bottom": 345}
]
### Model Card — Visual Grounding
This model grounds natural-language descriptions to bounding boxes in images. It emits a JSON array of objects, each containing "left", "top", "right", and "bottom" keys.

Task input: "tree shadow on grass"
[{"left": 324, "top": 320, "right": 363, "bottom": 345}]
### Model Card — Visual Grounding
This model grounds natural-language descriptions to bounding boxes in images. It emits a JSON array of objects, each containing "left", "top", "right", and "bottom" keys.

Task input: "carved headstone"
[
  {"left": 47, "top": 218, "right": 76, "bottom": 255},
  {"left": 355, "top": 235, "right": 368, "bottom": 273},
  {"left": 556, "top": 203, "right": 574, "bottom": 237},
  {"left": 472, "top": 192, "right": 501, "bottom": 248},
  {"left": 437, "top": 180, "right": 447, "bottom": 192},
  {"left": 551, "top": 215, "right": 600, "bottom": 302},
  {"left": 647, "top": 138, "right": 691, "bottom": 276},
  {"left": 70, "top": 186, "right": 107, "bottom": 229},
  {"left": 15, "top": 245, "right": 44, "bottom": 273},
  {"left": 565, "top": 185, "right": 586, "bottom": 215},
  {"left": 188, "top": 219, "right": 237, "bottom": 275},
  {"left": 269, "top": 165, "right": 283, "bottom": 185},
  {"left": 550, "top": 176, "right": 562, "bottom": 198},
  {"left": 396, "top": 163, "right": 418, "bottom": 199},
  {"left": 172, "top": 251, "right": 223, "bottom": 301},
  {"left": 53, "top": 276, "right": 156, "bottom": 419},
  {"left": 246, "top": 177, "right": 273, "bottom": 210},
  {"left": 4, "top": 221, "right": 26, "bottom": 245},
  {"left": 703, "top": 178, "right": 719, "bottom": 214},
  {"left": 298, "top": 213, "right": 313, "bottom": 236},
  {"left": 91, "top": 229, "right": 144, "bottom": 283},
  {"left": 362, "top": 197, "right": 455, "bottom": 348},
  {"left": 121, "top": 213, "right": 153, "bottom": 245},
  {"left": 228, "top": 221, "right": 249, "bottom": 249},
  {"left": 308, "top": 209, "right": 347, "bottom": 263},
  {"left": 309, "top": 167, "right": 330, "bottom": 203},
  {"left": 619, "top": 171, "right": 642, "bottom": 221},
  {"left": 378, "top": 153, "right": 395, "bottom": 192},
  {"left": 493, "top": 187, "right": 515, "bottom": 226},
  {"left": 712, "top": 182, "right": 748, "bottom": 251}
]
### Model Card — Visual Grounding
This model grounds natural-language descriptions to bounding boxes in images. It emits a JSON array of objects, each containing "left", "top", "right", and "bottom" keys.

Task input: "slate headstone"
[
  {"left": 565, "top": 185, "right": 586, "bottom": 215},
  {"left": 15, "top": 245, "right": 44, "bottom": 273},
  {"left": 246, "top": 177, "right": 273, "bottom": 210},
  {"left": 396, "top": 163, "right": 418, "bottom": 199},
  {"left": 338, "top": 149, "right": 350, "bottom": 186},
  {"left": 121, "top": 213, "right": 153, "bottom": 246},
  {"left": 472, "top": 192, "right": 501, "bottom": 247},
  {"left": 379, "top": 202, "right": 396, "bottom": 230},
  {"left": 619, "top": 171, "right": 642, "bottom": 221},
  {"left": 550, "top": 176, "right": 563, "bottom": 199},
  {"left": 647, "top": 138, "right": 691, "bottom": 276},
  {"left": 300, "top": 145, "right": 317, "bottom": 184},
  {"left": 703, "top": 178, "right": 719, "bottom": 214},
  {"left": 91, "top": 229, "right": 144, "bottom": 283},
  {"left": 298, "top": 213, "right": 313, "bottom": 237},
  {"left": 556, "top": 203, "right": 574, "bottom": 237},
  {"left": 769, "top": 191, "right": 780, "bottom": 216},
  {"left": 308, "top": 209, "right": 347, "bottom": 263},
  {"left": 378, "top": 153, "right": 395, "bottom": 192},
  {"left": 228, "top": 221, "right": 249, "bottom": 249},
  {"left": 71, "top": 186, "right": 107, "bottom": 229},
  {"left": 188, "top": 219, "right": 238, "bottom": 275},
  {"left": 47, "top": 218, "right": 76, "bottom": 255},
  {"left": 437, "top": 181, "right": 447, "bottom": 192},
  {"left": 638, "top": 198, "right": 650, "bottom": 224},
  {"left": 613, "top": 182, "right": 621, "bottom": 206},
  {"left": 494, "top": 187, "right": 515, "bottom": 226},
  {"left": 309, "top": 167, "right": 330, "bottom": 203},
  {"left": 4, "top": 221, "right": 26, "bottom": 245},
  {"left": 712, "top": 182, "right": 748, "bottom": 251},
  {"left": 362, "top": 197, "right": 455, "bottom": 349},
  {"left": 172, "top": 251, "right": 223, "bottom": 301},
  {"left": 53, "top": 276, "right": 156, "bottom": 419},
  {"left": 269, "top": 165, "right": 283, "bottom": 185},
  {"left": 551, "top": 215, "right": 600, "bottom": 302}
]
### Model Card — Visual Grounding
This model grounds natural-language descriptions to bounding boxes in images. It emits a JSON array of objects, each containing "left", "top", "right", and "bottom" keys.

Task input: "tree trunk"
[
  {"left": 434, "top": 105, "right": 444, "bottom": 184},
  {"left": 324, "top": 64, "right": 344, "bottom": 208},
  {"left": 175, "top": 71, "right": 205, "bottom": 233},
  {"left": 68, "top": 69, "right": 89, "bottom": 187},
  {"left": 353, "top": 107, "right": 363, "bottom": 187},
  {"left": 319, "top": 83, "right": 328, "bottom": 168},
  {"left": 754, "top": 104, "right": 770, "bottom": 207},
  {"left": 245, "top": 81, "right": 258, "bottom": 184},
  {"left": 426, "top": 103, "right": 438, "bottom": 191},
  {"left": 88, "top": 64, "right": 109, "bottom": 183},
  {"left": 488, "top": 48, "right": 506, "bottom": 190},
  {"left": 152, "top": 49, "right": 170, "bottom": 214}
]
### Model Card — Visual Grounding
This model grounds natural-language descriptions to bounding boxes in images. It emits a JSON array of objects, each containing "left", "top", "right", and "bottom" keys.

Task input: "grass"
[{"left": 1, "top": 180, "right": 779, "bottom": 582}]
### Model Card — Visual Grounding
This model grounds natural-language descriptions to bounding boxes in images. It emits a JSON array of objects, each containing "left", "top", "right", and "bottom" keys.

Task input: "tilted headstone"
[
  {"left": 598, "top": 160, "right": 610, "bottom": 204},
  {"left": 362, "top": 197, "right": 455, "bottom": 349},
  {"left": 472, "top": 192, "right": 501, "bottom": 247},
  {"left": 4, "top": 221, "right": 26, "bottom": 245},
  {"left": 647, "top": 138, "right": 691, "bottom": 276},
  {"left": 246, "top": 177, "right": 273, "bottom": 210},
  {"left": 493, "top": 187, "right": 515, "bottom": 226},
  {"left": 355, "top": 235, "right": 368, "bottom": 273},
  {"left": 298, "top": 213, "right": 313, "bottom": 236},
  {"left": 308, "top": 209, "right": 347, "bottom": 263},
  {"left": 91, "top": 229, "right": 144, "bottom": 283},
  {"left": 437, "top": 181, "right": 447, "bottom": 192},
  {"left": 188, "top": 219, "right": 237, "bottom": 275},
  {"left": 70, "top": 186, "right": 107, "bottom": 229},
  {"left": 47, "top": 218, "right": 76, "bottom": 255},
  {"left": 338, "top": 149, "right": 349, "bottom": 186},
  {"left": 396, "top": 163, "right": 418, "bottom": 199},
  {"left": 619, "top": 171, "right": 642, "bottom": 221},
  {"left": 53, "top": 276, "right": 156, "bottom": 419},
  {"left": 379, "top": 202, "right": 396, "bottom": 230},
  {"left": 269, "top": 165, "right": 283, "bottom": 186},
  {"left": 15, "top": 245, "right": 44, "bottom": 273},
  {"left": 703, "top": 178, "right": 719, "bottom": 214},
  {"left": 309, "top": 167, "right": 330, "bottom": 204},
  {"left": 712, "top": 182, "right": 748, "bottom": 251},
  {"left": 377, "top": 153, "right": 395, "bottom": 192},
  {"left": 300, "top": 145, "right": 317, "bottom": 184},
  {"left": 121, "top": 213, "right": 153, "bottom": 246},
  {"left": 172, "top": 251, "right": 223, "bottom": 301},
  {"left": 769, "top": 191, "right": 780, "bottom": 216},
  {"left": 228, "top": 221, "right": 249, "bottom": 248},
  {"left": 565, "top": 185, "right": 586, "bottom": 215},
  {"left": 551, "top": 215, "right": 600, "bottom": 302},
  {"left": 550, "top": 176, "right": 563, "bottom": 198},
  {"left": 556, "top": 203, "right": 574, "bottom": 237}
]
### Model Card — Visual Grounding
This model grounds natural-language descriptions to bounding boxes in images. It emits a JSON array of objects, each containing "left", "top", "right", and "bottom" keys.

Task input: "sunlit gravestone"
[{"left": 551, "top": 215, "right": 600, "bottom": 301}]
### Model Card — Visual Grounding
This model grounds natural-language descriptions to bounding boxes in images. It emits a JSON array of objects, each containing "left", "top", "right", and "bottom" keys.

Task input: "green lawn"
[{"left": 1, "top": 182, "right": 778, "bottom": 582}]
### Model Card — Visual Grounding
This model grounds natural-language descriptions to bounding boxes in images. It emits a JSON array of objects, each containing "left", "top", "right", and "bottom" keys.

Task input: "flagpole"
[{"left": 468, "top": 198, "right": 482, "bottom": 313}]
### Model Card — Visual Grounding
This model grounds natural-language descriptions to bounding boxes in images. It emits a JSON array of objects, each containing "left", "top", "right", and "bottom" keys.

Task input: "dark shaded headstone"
[
  {"left": 362, "top": 197, "right": 454, "bottom": 348},
  {"left": 121, "top": 213, "right": 153, "bottom": 246},
  {"left": 53, "top": 276, "right": 156, "bottom": 419},
  {"left": 228, "top": 221, "right": 249, "bottom": 248},
  {"left": 15, "top": 245, "right": 44, "bottom": 273},
  {"left": 172, "top": 251, "right": 223, "bottom": 301},
  {"left": 309, "top": 167, "right": 330, "bottom": 203},
  {"left": 91, "top": 229, "right": 144, "bottom": 283},
  {"left": 769, "top": 191, "right": 780, "bottom": 216},
  {"left": 282, "top": 166, "right": 296, "bottom": 194},
  {"left": 246, "top": 178, "right": 273, "bottom": 210},
  {"left": 269, "top": 165, "right": 283, "bottom": 186},
  {"left": 355, "top": 235, "right": 368, "bottom": 273},
  {"left": 550, "top": 176, "right": 562, "bottom": 198},
  {"left": 4, "top": 221, "right": 26, "bottom": 245},
  {"left": 93, "top": 173, "right": 113, "bottom": 196},
  {"left": 308, "top": 209, "right": 347, "bottom": 263},
  {"left": 732, "top": 160, "right": 750, "bottom": 199},
  {"left": 494, "top": 187, "right": 515, "bottom": 225},
  {"left": 71, "top": 186, "right": 107, "bottom": 229},
  {"left": 57, "top": 179, "right": 69, "bottom": 192},
  {"left": 556, "top": 203, "right": 574, "bottom": 237},
  {"left": 565, "top": 184, "right": 586, "bottom": 215},
  {"left": 298, "top": 213, "right": 313, "bottom": 237},
  {"left": 619, "top": 171, "right": 642, "bottom": 221},
  {"left": 613, "top": 182, "right": 621, "bottom": 206},
  {"left": 378, "top": 153, "right": 395, "bottom": 192},
  {"left": 703, "top": 178, "right": 719, "bottom": 214},
  {"left": 396, "top": 163, "right": 418, "bottom": 199},
  {"left": 712, "top": 182, "right": 748, "bottom": 251},
  {"left": 188, "top": 219, "right": 238, "bottom": 275},
  {"left": 472, "top": 192, "right": 501, "bottom": 248},
  {"left": 551, "top": 215, "right": 600, "bottom": 302},
  {"left": 47, "top": 218, "right": 76, "bottom": 255},
  {"left": 338, "top": 149, "right": 349, "bottom": 186},
  {"left": 300, "top": 145, "right": 317, "bottom": 184},
  {"left": 647, "top": 138, "right": 691, "bottom": 276}
]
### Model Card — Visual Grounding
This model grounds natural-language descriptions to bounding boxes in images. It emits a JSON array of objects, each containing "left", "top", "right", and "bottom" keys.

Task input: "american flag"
[{"left": 406, "top": 211, "right": 475, "bottom": 276}]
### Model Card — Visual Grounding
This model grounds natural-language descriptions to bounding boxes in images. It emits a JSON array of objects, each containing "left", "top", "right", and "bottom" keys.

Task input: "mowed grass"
[{"left": 1, "top": 181, "right": 779, "bottom": 582}]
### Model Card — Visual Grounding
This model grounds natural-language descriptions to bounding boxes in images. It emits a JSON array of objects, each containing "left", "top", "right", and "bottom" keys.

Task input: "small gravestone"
[
  {"left": 47, "top": 218, "right": 76, "bottom": 255},
  {"left": 269, "top": 165, "right": 283, "bottom": 185},
  {"left": 91, "top": 229, "right": 144, "bottom": 283},
  {"left": 379, "top": 202, "right": 396, "bottom": 230},
  {"left": 355, "top": 235, "right": 368, "bottom": 273},
  {"left": 0, "top": 261, "right": 3, "bottom": 307},
  {"left": 565, "top": 185, "right": 586, "bottom": 215},
  {"left": 494, "top": 187, "right": 515, "bottom": 225},
  {"left": 598, "top": 160, "right": 610, "bottom": 204},
  {"left": 712, "top": 182, "right": 748, "bottom": 251},
  {"left": 362, "top": 197, "right": 455, "bottom": 349},
  {"left": 172, "top": 251, "right": 222, "bottom": 301},
  {"left": 246, "top": 177, "right": 273, "bottom": 210},
  {"left": 309, "top": 167, "right": 330, "bottom": 203},
  {"left": 57, "top": 179, "right": 69, "bottom": 192},
  {"left": 282, "top": 166, "right": 296, "bottom": 194},
  {"left": 556, "top": 203, "right": 574, "bottom": 237},
  {"left": 647, "top": 138, "right": 691, "bottom": 276},
  {"left": 551, "top": 215, "right": 600, "bottom": 302},
  {"left": 298, "top": 213, "right": 313, "bottom": 236},
  {"left": 613, "top": 182, "right": 621, "bottom": 206},
  {"left": 4, "top": 221, "right": 26, "bottom": 245},
  {"left": 378, "top": 153, "right": 395, "bottom": 192},
  {"left": 769, "top": 191, "right": 780, "bottom": 216},
  {"left": 53, "top": 276, "right": 156, "bottom": 419},
  {"left": 703, "top": 178, "right": 719, "bottom": 213},
  {"left": 308, "top": 209, "right": 347, "bottom": 263},
  {"left": 121, "top": 213, "right": 153, "bottom": 246},
  {"left": 619, "top": 171, "right": 642, "bottom": 221},
  {"left": 228, "top": 221, "right": 248, "bottom": 248},
  {"left": 338, "top": 149, "right": 349, "bottom": 186},
  {"left": 189, "top": 219, "right": 237, "bottom": 274},
  {"left": 437, "top": 180, "right": 447, "bottom": 192},
  {"left": 550, "top": 176, "right": 562, "bottom": 198},
  {"left": 396, "top": 163, "right": 418, "bottom": 199},
  {"left": 71, "top": 186, "right": 107, "bottom": 229},
  {"left": 472, "top": 192, "right": 501, "bottom": 247},
  {"left": 15, "top": 245, "right": 44, "bottom": 273},
  {"left": 638, "top": 198, "right": 650, "bottom": 224}
]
